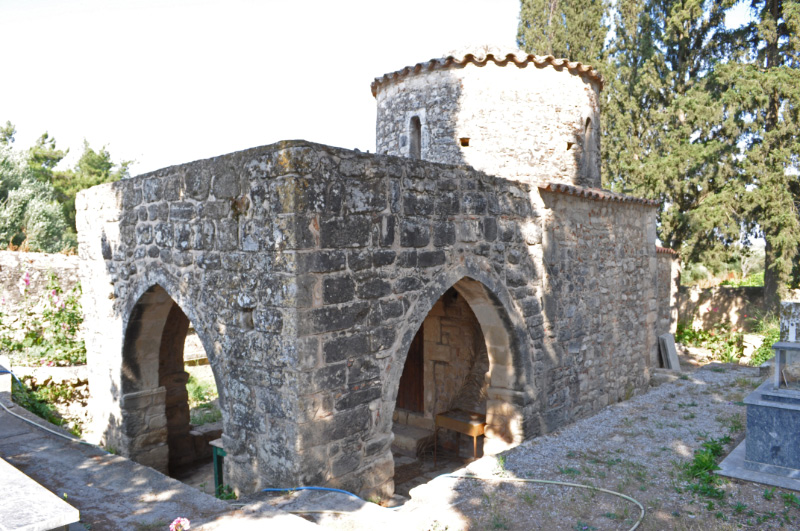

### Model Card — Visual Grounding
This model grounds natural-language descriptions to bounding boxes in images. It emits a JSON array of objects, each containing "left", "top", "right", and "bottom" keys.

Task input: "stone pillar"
[{"left": 121, "top": 387, "right": 168, "bottom": 473}]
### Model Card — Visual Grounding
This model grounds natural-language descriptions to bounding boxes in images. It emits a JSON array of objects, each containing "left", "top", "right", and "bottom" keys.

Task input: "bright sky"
[{"left": 0, "top": 0, "right": 519, "bottom": 176}]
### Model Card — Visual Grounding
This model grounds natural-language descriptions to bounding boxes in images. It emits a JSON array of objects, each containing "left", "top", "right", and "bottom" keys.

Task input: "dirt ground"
[
  {"left": 386, "top": 347, "right": 795, "bottom": 531},
  {"left": 5, "top": 347, "right": 798, "bottom": 530}
]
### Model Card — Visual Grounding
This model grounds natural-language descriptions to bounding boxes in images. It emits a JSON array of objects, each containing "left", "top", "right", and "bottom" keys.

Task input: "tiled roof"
[
  {"left": 371, "top": 48, "right": 603, "bottom": 97},
  {"left": 656, "top": 246, "right": 679, "bottom": 256},
  {"left": 538, "top": 182, "right": 659, "bottom": 207}
]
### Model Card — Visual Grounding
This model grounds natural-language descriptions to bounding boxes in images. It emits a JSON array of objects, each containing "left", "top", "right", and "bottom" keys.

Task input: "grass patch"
[
  {"left": 717, "top": 412, "right": 745, "bottom": 435},
  {"left": 681, "top": 436, "right": 730, "bottom": 499},
  {"left": 187, "top": 373, "right": 221, "bottom": 426},
  {"left": 11, "top": 376, "right": 84, "bottom": 436}
]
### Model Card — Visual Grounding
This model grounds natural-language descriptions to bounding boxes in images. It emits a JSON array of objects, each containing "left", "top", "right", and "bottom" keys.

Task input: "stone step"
[{"left": 392, "top": 423, "right": 433, "bottom": 454}]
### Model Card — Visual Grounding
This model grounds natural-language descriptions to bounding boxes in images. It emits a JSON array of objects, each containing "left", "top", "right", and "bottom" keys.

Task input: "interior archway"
[
  {"left": 121, "top": 285, "right": 222, "bottom": 479},
  {"left": 390, "top": 277, "right": 525, "bottom": 494}
]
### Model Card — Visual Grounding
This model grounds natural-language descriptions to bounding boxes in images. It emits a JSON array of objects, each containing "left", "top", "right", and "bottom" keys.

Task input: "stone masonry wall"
[
  {"left": 538, "top": 189, "right": 658, "bottom": 431},
  {"left": 375, "top": 62, "right": 601, "bottom": 189},
  {"left": 78, "top": 140, "right": 658, "bottom": 498}
]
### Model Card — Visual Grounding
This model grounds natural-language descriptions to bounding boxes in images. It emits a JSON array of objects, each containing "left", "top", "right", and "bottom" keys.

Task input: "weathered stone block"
[
  {"left": 324, "top": 334, "right": 370, "bottom": 363},
  {"left": 400, "top": 220, "right": 429, "bottom": 248},
  {"left": 320, "top": 216, "right": 371, "bottom": 248},
  {"left": 298, "top": 302, "right": 370, "bottom": 335},
  {"left": 323, "top": 276, "right": 355, "bottom": 305}
]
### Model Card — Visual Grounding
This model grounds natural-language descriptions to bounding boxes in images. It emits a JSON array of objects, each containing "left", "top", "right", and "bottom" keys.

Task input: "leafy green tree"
[
  {"left": 733, "top": 0, "right": 800, "bottom": 307},
  {"left": 0, "top": 175, "right": 71, "bottom": 253},
  {"left": 27, "top": 133, "right": 67, "bottom": 184},
  {"left": 602, "top": 0, "right": 742, "bottom": 265},
  {"left": 517, "top": 0, "right": 609, "bottom": 62},
  {"left": 0, "top": 121, "right": 15, "bottom": 146},
  {"left": 53, "top": 141, "right": 131, "bottom": 231},
  {"left": 0, "top": 124, "right": 72, "bottom": 252}
]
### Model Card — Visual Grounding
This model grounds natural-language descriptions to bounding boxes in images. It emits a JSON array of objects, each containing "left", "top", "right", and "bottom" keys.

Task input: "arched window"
[
  {"left": 409, "top": 116, "right": 421, "bottom": 160},
  {"left": 581, "top": 117, "right": 597, "bottom": 183}
]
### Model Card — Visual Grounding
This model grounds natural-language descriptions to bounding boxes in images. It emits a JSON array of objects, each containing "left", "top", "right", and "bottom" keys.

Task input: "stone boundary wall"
[
  {"left": 678, "top": 286, "right": 766, "bottom": 331},
  {"left": 0, "top": 251, "right": 81, "bottom": 336}
]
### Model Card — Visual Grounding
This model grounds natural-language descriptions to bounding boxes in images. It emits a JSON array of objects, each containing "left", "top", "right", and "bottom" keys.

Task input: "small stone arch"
[
  {"left": 382, "top": 272, "right": 531, "bottom": 455},
  {"left": 120, "top": 283, "right": 225, "bottom": 474}
]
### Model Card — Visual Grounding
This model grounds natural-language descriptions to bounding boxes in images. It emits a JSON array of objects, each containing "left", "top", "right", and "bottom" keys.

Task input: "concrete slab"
[
  {"left": 0, "top": 396, "right": 234, "bottom": 530},
  {"left": 659, "top": 333, "right": 681, "bottom": 371},
  {"left": 0, "top": 456, "right": 80, "bottom": 531},
  {"left": 718, "top": 440, "right": 800, "bottom": 492}
]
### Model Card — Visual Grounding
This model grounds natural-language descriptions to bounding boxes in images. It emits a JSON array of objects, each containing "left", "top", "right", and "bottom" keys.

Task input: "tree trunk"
[{"left": 763, "top": 238, "right": 782, "bottom": 313}]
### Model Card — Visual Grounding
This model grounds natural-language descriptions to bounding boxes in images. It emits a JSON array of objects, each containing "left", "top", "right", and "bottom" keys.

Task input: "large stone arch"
[
  {"left": 119, "top": 280, "right": 225, "bottom": 474},
  {"left": 381, "top": 267, "right": 533, "bottom": 455}
]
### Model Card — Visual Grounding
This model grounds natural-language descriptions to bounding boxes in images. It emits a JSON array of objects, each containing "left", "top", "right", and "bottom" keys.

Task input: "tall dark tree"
[
  {"left": 735, "top": 0, "right": 800, "bottom": 307},
  {"left": 602, "top": 0, "right": 742, "bottom": 267},
  {"left": 517, "top": 0, "right": 609, "bottom": 63}
]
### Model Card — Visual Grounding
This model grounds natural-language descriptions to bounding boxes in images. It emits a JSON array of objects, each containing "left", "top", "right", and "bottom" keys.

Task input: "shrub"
[
  {"left": 0, "top": 272, "right": 86, "bottom": 365},
  {"left": 748, "top": 314, "right": 780, "bottom": 367}
]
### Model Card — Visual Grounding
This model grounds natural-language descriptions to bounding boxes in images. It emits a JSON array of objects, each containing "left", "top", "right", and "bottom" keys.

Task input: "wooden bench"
[
  {"left": 0, "top": 457, "right": 80, "bottom": 531},
  {"left": 433, "top": 409, "right": 486, "bottom": 466}
]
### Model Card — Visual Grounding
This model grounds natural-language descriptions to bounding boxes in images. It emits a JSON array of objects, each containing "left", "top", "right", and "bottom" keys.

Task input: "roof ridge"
[{"left": 371, "top": 53, "right": 603, "bottom": 97}]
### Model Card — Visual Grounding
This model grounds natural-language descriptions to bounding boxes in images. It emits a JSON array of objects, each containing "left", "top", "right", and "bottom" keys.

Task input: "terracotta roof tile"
[
  {"left": 656, "top": 246, "right": 679, "bottom": 256},
  {"left": 371, "top": 49, "right": 603, "bottom": 97},
  {"left": 538, "top": 182, "right": 659, "bottom": 207}
]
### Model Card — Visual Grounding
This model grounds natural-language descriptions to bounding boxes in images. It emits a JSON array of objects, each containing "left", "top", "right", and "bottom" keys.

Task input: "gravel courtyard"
[{"left": 382, "top": 357, "right": 797, "bottom": 531}]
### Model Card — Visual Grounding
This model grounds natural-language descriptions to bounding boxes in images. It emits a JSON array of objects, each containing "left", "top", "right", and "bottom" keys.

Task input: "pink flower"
[
  {"left": 22, "top": 272, "right": 30, "bottom": 286},
  {"left": 170, "top": 517, "right": 190, "bottom": 531}
]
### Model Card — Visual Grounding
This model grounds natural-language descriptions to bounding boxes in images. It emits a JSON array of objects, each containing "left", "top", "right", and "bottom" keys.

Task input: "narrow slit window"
[{"left": 409, "top": 116, "right": 421, "bottom": 159}]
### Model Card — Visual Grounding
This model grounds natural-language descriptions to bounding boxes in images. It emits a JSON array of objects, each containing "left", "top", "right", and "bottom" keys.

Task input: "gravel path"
[{"left": 393, "top": 359, "right": 799, "bottom": 530}]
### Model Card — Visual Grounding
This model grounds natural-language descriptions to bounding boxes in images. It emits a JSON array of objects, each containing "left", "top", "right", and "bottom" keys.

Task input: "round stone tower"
[{"left": 372, "top": 46, "right": 603, "bottom": 189}]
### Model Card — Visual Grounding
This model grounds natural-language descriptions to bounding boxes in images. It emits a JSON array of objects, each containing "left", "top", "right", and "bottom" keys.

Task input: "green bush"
[
  {"left": 0, "top": 272, "right": 86, "bottom": 365},
  {"left": 11, "top": 376, "right": 82, "bottom": 436},
  {"left": 720, "top": 271, "right": 764, "bottom": 287},
  {"left": 748, "top": 314, "right": 780, "bottom": 367},
  {"left": 676, "top": 321, "right": 743, "bottom": 363},
  {"left": 187, "top": 374, "right": 221, "bottom": 426}
]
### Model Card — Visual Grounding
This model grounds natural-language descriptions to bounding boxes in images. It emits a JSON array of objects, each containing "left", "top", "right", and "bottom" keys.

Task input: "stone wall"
[
  {"left": 375, "top": 56, "right": 601, "bottom": 189},
  {"left": 77, "top": 140, "right": 658, "bottom": 498},
  {"left": 538, "top": 188, "right": 658, "bottom": 428},
  {"left": 678, "top": 286, "right": 767, "bottom": 331}
]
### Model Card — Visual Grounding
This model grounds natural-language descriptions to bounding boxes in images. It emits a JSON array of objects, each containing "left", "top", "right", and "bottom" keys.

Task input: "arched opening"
[
  {"left": 581, "top": 117, "right": 597, "bottom": 182},
  {"left": 390, "top": 277, "right": 522, "bottom": 495},
  {"left": 121, "top": 285, "right": 221, "bottom": 486},
  {"left": 409, "top": 116, "right": 422, "bottom": 160}
]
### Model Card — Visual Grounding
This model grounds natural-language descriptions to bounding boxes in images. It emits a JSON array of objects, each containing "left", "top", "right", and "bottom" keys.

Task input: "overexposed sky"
[{"left": 0, "top": 0, "right": 519, "bottom": 176}]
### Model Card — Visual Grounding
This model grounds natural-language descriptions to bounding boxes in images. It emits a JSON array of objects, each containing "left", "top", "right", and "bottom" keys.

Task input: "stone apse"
[{"left": 77, "top": 49, "right": 666, "bottom": 498}]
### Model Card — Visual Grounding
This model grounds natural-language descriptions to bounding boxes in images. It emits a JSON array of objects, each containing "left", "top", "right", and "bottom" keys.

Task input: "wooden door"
[{"left": 397, "top": 324, "right": 424, "bottom": 412}]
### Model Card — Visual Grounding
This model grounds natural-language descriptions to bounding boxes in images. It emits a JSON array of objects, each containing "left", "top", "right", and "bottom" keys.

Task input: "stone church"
[{"left": 77, "top": 48, "right": 678, "bottom": 498}]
